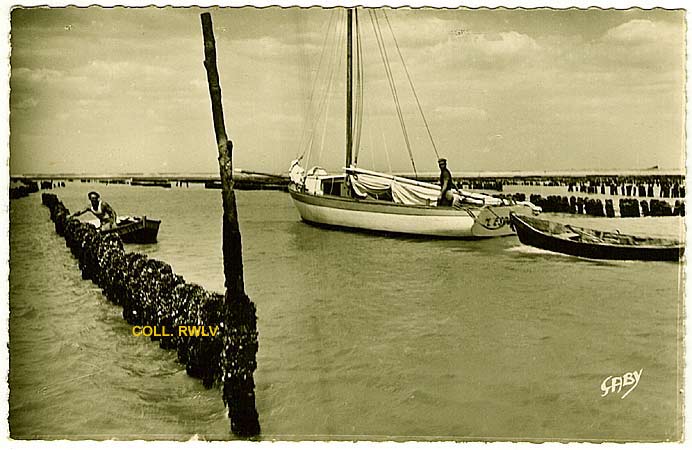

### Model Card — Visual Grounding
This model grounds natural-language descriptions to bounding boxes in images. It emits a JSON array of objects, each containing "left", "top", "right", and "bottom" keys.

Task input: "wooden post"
[
  {"left": 201, "top": 12, "right": 244, "bottom": 300},
  {"left": 200, "top": 12, "right": 260, "bottom": 438}
]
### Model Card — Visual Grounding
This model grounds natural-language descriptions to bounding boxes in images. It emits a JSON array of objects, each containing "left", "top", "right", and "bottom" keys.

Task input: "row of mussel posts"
[
  {"left": 41, "top": 193, "right": 260, "bottom": 437},
  {"left": 10, "top": 180, "right": 67, "bottom": 199},
  {"left": 567, "top": 180, "right": 684, "bottom": 198},
  {"left": 9, "top": 180, "right": 39, "bottom": 199},
  {"left": 516, "top": 194, "right": 685, "bottom": 217}
]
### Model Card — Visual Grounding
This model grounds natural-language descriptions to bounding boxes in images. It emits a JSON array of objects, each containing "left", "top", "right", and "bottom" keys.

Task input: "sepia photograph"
[{"left": 4, "top": 0, "right": 687, "bottom": 443}]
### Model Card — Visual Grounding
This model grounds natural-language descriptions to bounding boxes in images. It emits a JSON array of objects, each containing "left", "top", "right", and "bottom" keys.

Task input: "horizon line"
[{"left": 10, "top": 167, "right": 686, "bottom": 179}]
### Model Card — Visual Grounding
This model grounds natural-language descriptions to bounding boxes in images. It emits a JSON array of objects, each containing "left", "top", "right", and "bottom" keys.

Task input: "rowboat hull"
[
  {"left": 510, "top": 214, "right": 683, "bottom": 261},
  {"left": 290, "top": 187, "right": 534, "bottom": 238},
  {"left": 101, "top": 216, "right": 161, "bottom": 244}
]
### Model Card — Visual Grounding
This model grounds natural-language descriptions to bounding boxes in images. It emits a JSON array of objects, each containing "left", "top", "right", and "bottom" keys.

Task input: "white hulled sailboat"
[{"left": 288, "top": 8, "right": 539, "bottom": 238}]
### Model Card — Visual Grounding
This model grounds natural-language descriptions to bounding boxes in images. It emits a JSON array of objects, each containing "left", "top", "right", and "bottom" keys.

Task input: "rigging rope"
[
  {"left": 302, "top": 14, "right": 338, "bottom": 166},
  {"left": 298, "top": 9, "right": 337, "bottom": 161},
  {"left": 382, "top": 10, "right": 440, "bottom": 160},
  {"left": 366, "top": 124, "right": 376, "bottom": 169},
  {"left": 368, "top": 9, "right": 417, "bottom": 177},
  {"left": 316, "top": 14, "right": 346, "bottom": 166},
  {"left": 382, "top": 129, "right": 393, "bottom": 174},
  {"left": 300, "top": 9, "right": 435, "bottom": 176},
  {"left": 317, "top": 79, "right": 335, "bottom": 166},
  {"left": 304, "top": 11, "right": 345, "bottom": 168}
]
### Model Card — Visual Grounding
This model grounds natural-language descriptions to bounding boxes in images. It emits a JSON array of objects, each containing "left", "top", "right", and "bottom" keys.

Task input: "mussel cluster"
[
  {"left": 619, "top": 198, "right": 685, "bottom": 218},
  {"left": 619, "top": 199, "right": 642, "bottom": 218},
  {"left": 527, "top": 194, "right": 605, "bottom": 216},
  {"left": 41, "top": 193, "right": 260, "bottom": 437}
]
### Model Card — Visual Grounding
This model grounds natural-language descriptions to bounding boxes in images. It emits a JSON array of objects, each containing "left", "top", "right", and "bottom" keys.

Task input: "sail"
[
  {"left": 346, "top": 167, "right": 513, "bottom": 207},
  {"left": 348, "top": 171, "right": 439, "bottom": 206}
]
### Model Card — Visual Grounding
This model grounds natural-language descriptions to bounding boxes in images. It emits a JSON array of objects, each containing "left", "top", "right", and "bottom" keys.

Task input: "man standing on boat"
[
  {"left": 69, "top": 191, "right": 118, "bottom": 230},
  {"left": 437, "top": 158, "right": 457, "bottom": 207}
]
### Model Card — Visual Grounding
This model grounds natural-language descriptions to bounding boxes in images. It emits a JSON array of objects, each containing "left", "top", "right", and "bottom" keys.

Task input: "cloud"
[
  {"left": 589, "top": 19, "right": 684, "bottom": 72},
  {"left": 8, "top": 7, "right": 686, "bottom": 175},
  {"left": 12, "top": 66, "right": 104, "bottom": 91},
  {"left": 603, "top": 19, "right": 679, "bottom": 44},
  {"left": 433, "top": 105, "right": 488, "bottom": 120},
  {"left": 189, "top": 78, "right": 207, "bottom": 89},
  {"left": 466, "top": 31, "right": 539, "bottom": 57},
  {"left": 419, "top": 29, "right": 540, "bottom": 72},
  {"left": 85, "top": 60, "right": 175, "bottom": 79},
  {"left": 12, "top": 67, "right": 64, "bottom": 83},
  {"left": 12, "top": 97, "right": 39, "bottom": 110},
  {"left": 227, "top": 34, "right": 322, "bottom": 69},
  {"left": 373, "top": 15, "right": 462, "bottom": 50}
]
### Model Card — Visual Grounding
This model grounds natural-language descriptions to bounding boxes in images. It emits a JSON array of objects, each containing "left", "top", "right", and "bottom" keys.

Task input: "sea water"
[{"left": 8, "top": 183, "right": 684, "bottom": 440}]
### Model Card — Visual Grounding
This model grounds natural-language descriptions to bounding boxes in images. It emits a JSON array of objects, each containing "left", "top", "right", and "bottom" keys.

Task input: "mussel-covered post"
[{"left": 200, "top": 12, "right": 260, "bottom": 437}]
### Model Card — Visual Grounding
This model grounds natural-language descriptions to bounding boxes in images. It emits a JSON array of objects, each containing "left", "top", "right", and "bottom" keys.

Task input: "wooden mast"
[{"left": 345, "top": 8, "right": 353, "bottom": 168}]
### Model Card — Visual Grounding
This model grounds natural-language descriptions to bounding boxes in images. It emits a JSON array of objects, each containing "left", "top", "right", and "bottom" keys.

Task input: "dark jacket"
[{"left": 439, "top": 167, "right": 456, "bottom": 206}]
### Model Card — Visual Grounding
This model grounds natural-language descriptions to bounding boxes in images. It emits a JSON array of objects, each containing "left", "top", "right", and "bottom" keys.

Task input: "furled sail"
[
  {"left": 348, "top": 171, "right": 439, "bottom": 206},
  {"left": 346, "top": 167, "right": 508, "bottom": 207}
]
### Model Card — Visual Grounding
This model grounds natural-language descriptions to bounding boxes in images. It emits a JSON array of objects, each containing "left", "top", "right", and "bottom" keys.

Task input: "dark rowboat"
[
  {"left": 101, "top": 216, "right": 161, "bottom": 244},
  {"left": 510, "top": 213, "right": 684, "bottom": 262},
  {"left": 131, "top": 179, "right": 172, "bottom": 188}
]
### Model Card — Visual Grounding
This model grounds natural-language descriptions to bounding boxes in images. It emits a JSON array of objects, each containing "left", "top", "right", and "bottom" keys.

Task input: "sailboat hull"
[{"left": 289, "top": 187, "right": 531, "bottom": 238}]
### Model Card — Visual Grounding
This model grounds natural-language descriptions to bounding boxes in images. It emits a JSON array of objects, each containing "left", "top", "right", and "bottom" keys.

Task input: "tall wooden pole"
[
  {"left": 200, "top": 12, "right": 260, "bottom": 438},
  {"left": 345, "top": 8, "right": 353, "bottom": 168},
  {"left": 200, "top": 12, "right": 244, "bottom": 300}
]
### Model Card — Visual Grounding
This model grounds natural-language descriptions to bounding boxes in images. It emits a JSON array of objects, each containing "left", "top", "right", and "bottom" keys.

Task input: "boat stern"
[{"left": 471, "top": 204, "right": 538, "bottom": 237}]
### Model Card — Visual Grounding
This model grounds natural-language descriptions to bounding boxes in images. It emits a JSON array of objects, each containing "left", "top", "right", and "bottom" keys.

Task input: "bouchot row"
[{"left": 41, "top": 193, "right": 260, "bottom": 437}]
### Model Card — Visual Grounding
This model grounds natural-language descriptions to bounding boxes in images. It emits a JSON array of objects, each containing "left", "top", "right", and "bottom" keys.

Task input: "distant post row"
[
  {"left": 11, "top": 173, "right": 685, "bottom": 196},
  {"left": 526, "top": 195, "right": 684, "bottom": 218},
  {"left": 495, "top": 192, "right": 684, "bottom": 218}
]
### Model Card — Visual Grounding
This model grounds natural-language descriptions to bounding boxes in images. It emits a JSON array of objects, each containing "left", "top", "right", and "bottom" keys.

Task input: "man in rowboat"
[
  {"left": 69, "top": 191, "right": 118, "bottom": 230},
  {"left": 437, "top": 158, "right": 457, "bottom": 207}
]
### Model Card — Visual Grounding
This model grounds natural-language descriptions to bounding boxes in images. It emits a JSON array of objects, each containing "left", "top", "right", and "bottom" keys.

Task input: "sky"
[{"left": 8, "top": 5, "right": 686, "bottom": 175}]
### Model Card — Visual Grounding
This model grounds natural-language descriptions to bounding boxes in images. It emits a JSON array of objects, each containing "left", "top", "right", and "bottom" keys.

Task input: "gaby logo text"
[
  {"left": 601, "top": 369, "right": 643, "bottom": 399},
  {"left": 131, "top": 325, "right": 219, "bottom": 337}
]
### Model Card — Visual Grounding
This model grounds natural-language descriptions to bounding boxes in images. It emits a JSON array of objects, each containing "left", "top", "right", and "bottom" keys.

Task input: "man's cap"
[
  {"left": 438, "top": 158, "right": 447, "bottom": 163},
  {"left": 88, "top": 191, "right": 100, "bottom": 199}
]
